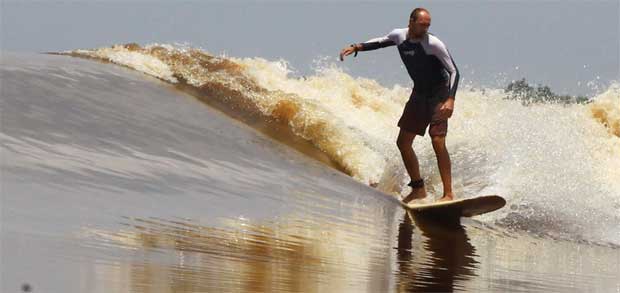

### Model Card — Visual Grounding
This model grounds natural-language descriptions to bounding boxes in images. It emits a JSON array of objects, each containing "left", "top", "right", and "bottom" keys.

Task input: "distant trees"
[{"left": 504, "top": 78, "right": 590, "bottom": 104}]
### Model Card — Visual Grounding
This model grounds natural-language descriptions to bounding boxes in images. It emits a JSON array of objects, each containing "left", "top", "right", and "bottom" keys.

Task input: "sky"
[{"left": 2, "top": 0, "right": 619, "bottom": 96}]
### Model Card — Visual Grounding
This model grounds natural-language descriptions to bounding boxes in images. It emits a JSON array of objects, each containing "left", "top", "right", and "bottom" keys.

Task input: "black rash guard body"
[{"left": 360, "top": 28, "right": 460, "bottom": 98}]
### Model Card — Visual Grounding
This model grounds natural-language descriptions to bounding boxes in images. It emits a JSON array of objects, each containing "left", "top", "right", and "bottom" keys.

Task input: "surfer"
[{"left": 339, "top": 8, "right": 460, "bottom": 203}]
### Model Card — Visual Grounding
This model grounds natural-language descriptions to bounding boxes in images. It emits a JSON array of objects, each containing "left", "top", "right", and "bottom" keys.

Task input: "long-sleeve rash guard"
[{"left": 360, "top": 28, "right": 460, "bottom": 98}]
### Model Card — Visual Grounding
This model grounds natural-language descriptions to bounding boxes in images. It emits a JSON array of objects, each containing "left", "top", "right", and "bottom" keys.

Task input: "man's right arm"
[
  {"left": 340, "top": 30, "right": 397, "bottom": 61},
  {"left": 357, "top": 33, "right": 397, "bottom": 51}
]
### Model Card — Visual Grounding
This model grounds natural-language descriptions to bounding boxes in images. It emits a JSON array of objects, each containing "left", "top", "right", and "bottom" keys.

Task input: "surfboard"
[{"left": 401, "top": 195, "right": 506, "bottom": 218}]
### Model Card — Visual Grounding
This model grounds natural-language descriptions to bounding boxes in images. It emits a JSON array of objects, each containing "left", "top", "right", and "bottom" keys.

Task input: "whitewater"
[
  {"left": 2, "top": 46, "right": 619, "bottom": 292},
  {"left": 58, "top": 43, "right": 620, "bottom": 245}
]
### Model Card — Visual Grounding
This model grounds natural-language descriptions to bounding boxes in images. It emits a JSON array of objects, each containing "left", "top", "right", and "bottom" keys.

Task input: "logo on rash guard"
[{"left": 403, "top": 50, "right": 415, "bottom": 56}]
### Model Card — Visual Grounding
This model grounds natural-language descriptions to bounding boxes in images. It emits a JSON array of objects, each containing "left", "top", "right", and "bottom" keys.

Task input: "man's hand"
[
  {"left": 339, "top": 44, "right": 359, "bottom": 61},
  {"left": 438, "top": 97, "right": 455, "bottom": 119}
]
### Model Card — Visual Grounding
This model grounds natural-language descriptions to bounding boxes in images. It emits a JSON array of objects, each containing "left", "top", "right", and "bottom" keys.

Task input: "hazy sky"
[{"left": 2, "top": 1, "right": 619, "bottom": 96}]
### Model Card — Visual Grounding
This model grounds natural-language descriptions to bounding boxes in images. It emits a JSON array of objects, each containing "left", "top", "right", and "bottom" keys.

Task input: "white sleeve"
[
  {"left": 430, "top": 38, "right": 460, "bottom": 98},
  {"left": 360, "top": 29, "right": 398, "bottom": 51}
]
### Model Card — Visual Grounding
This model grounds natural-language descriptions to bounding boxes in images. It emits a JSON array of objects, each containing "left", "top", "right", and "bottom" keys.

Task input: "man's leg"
[
  {"left": 431, "top": 135, "right": 454, "bottom": 201},
  {"left": 397, "top": 128, "right": 427, "bottom": 203}
]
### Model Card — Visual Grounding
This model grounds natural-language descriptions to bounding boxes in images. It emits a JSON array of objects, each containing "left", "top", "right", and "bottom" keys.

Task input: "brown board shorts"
[{"left": 397, "top": 84, "right": 450, "bottom": 137}]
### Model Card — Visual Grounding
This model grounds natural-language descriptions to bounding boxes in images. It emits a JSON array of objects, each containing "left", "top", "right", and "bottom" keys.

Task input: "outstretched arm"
[{"left": 339, "top": 31, "right": 397, "bottom": 61}]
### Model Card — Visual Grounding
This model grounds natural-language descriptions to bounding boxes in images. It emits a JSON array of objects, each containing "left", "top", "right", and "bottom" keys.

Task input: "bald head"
[
  {"left": 410, "top": 8, "right": 430, "bottom": 22},
  {"left": 408, "top": 8, "right": 431, "bottom": 39}
]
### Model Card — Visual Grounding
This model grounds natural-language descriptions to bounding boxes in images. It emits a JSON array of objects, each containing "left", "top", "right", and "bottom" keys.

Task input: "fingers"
[
  {"left": 438, "top": 102, "right": 454, "bottom": 119},
  {"left": 437, "top": 107, "right": 453, "bottom": 120},
  {"left": 339, "top": 47, "right": 353, "bottom": 61}
]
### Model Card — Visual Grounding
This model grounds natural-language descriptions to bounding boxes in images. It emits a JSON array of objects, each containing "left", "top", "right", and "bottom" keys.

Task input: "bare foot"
[
  {"left": 402, "top": 187, "right": 427, "bottom": 204},
  {"left": 437, "top": 193, "right": 455, "bottom": 202}
]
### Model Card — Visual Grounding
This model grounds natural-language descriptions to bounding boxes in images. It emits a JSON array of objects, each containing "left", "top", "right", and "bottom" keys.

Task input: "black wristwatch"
[{"left": 350, "top": 44, "right": 359, "bottom": 57}]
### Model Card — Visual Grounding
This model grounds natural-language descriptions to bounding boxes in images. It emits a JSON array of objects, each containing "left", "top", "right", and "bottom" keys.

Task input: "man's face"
[{"left": 408, "top": 11, "right": 431, "bottom": 37}]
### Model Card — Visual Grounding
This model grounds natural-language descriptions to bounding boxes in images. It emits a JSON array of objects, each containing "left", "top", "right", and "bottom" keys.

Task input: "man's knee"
[
  {"left": 397, "top": 131, "right": 415, "bottom": 151},
  {"left": 397, "top": 137, "right": 412, "bottom": 151},
  {"left": 431, "top": 135, "right": 446, "bottom": 150}
]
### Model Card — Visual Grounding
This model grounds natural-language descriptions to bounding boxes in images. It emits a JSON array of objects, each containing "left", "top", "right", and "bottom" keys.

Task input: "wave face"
[
  {"left": 58, "top": 44, "right": 620, "bottom": 245},
  {"left": 1, "top": 52, "right": 405, "bottom": 292},
  {"left": 2, "top": 51, "right": 620, "bottom": 292}
]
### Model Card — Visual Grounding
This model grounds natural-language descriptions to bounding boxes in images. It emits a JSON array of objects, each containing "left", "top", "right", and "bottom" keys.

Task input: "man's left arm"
[{"left": 432, "top": 39, "right": 460, "bottom": 118}]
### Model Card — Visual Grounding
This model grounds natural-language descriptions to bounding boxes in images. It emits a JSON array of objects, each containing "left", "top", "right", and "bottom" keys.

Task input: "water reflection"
[
  {"left": 83, "top": 211, "right": 482, "bottom": 292},
  {"left": 395, "top": 212, "right": 479, "bottom": 292},
  {"left": 78, "top": 210, "right": 620, "bottom": 293},
  {"left": 83, "top": 214, "right": 393, "bottom": 292}
]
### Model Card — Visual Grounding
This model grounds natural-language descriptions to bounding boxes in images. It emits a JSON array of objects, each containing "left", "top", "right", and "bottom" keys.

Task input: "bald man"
[{"left": 339, "top": 8, "right": 460, "bottom": 203}]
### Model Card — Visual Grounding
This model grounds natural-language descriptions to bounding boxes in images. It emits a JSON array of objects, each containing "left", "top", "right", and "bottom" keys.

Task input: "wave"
[{"left": 56, "top": 43, "right": 620, "bottom": 244}]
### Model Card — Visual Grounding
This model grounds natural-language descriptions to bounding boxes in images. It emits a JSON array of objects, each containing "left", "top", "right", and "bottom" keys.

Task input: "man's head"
[{"left": 408, "top": 8, "right": 431, "bottom": 38}]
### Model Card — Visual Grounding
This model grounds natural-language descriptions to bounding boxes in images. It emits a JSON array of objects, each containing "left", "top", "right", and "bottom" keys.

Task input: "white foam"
[
  {"left": 65, "top": 44, "right": 620, "bottom": 244},
  {"left": 74, "top": 46, "right": 178, "bottom": 83}
]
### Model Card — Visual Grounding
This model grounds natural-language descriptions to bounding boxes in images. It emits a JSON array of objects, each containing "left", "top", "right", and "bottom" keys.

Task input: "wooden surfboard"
[{"left": 401, "top": 195, "right": 506, "bottom": 217}]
